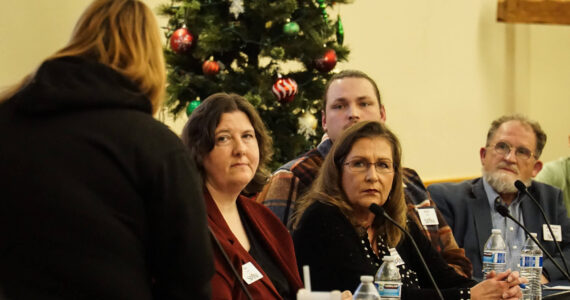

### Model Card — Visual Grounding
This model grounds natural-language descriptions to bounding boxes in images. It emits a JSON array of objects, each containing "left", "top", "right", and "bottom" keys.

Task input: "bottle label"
[
  {"left": 376, "top": 281, "right": 401, "bottom": 298},
  {"left": 483, "top": 251, "right": 506, "bottom": 264},
  {"left": 520, "top": 255, "right": 543, "bottom": 268}
]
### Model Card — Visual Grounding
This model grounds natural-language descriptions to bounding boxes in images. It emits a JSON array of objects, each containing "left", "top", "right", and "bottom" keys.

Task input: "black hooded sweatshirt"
[{"left": 0, "top": 56, "right": 213, "bottom": 300}]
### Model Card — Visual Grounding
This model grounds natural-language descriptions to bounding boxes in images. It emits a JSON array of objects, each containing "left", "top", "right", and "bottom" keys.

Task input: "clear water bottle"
[
  {"left": 353, "top": 275, "right": 381, "bottom": 300},
  {"left": 520, "top": 233, "right": 543, "bottom": 300},
  {"left": 374, "top": 256, "right": 402, "bottom": 300},
  {"left": 482, "top": 228, "right": 507, "bottom": 277}
]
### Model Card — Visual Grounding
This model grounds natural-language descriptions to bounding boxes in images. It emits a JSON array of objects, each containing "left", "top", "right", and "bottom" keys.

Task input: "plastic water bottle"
[
  {"left": 374, "top": 256, "right": 402, "bottom": 300},
  {"left": 482, "top": 229, "right": 507, "bottom": 277},
  {"left": 353, "top": 275, "right": 381, "bottom": 300},
  {"left": 520, "top": 233, "right": 543, "bottom": 300}
]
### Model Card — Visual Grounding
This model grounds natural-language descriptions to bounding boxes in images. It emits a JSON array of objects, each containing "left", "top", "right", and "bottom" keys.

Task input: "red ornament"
[
  {"left": 272, "top": 77, "right": 298, "bottom": 103},
  {"left": 315, "top": 49, "right": 337, "bottom": 73},
  {"left": 170, "top": 27, "right": 193, "bottom": 54},
  {"left": 202, "top": 60, "right": 220, "bottom": 75}
]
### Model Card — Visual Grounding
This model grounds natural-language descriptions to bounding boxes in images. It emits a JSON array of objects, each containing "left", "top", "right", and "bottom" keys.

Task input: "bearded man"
[{"left": 428, "top": 115, "right": 570, "bottom": 282}]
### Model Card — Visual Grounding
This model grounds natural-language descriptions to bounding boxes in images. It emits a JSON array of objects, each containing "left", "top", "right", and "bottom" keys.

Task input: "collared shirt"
[{"left": 483, "top": 179, "right": 526, "bottom": 271}]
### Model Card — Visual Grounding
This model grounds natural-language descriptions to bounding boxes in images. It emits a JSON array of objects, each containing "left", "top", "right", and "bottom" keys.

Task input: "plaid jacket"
[{"left": 257, "top": 139, "right": 473, "bottom": 278}]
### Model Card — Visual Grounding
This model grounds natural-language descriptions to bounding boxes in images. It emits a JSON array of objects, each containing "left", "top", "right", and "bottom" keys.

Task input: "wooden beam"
[
  {"left": 498, "top": 0, "right": 570, "bottom": 25},
  {"left": 423, "top": 176, "right": 477, "bottom": 187}
]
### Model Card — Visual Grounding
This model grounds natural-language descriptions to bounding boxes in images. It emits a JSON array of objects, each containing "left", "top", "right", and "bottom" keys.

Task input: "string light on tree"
[
  {"left": 272, "top": 76, "right": 298, "bottom": 104},
  {"left": 170, "top": 25, "right": 193, "bottom": 54}
]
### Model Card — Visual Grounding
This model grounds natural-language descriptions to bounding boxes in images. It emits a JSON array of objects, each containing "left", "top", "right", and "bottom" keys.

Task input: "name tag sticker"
[
  {"left": 543, "top": 224, "right": 562, "bottom": 242},
  {"left": 389, "top": 248, "right": 405, "bottom": 266},
  {"left": 417, "top": 208, "right": 439, "bottom": 226},
  {"left": 242, "top": 262, "right": 263, "bottom": 284}
]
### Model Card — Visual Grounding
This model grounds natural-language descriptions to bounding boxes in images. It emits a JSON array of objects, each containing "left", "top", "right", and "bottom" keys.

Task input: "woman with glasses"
[{"left": 292, "top": 121, "right": 525, "bottom": 299}]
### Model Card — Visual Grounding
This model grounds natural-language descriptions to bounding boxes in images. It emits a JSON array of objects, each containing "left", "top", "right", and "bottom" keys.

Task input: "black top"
[
  {"left": 239, "top": 204, "right": 293, "bottom": 300},
  {"left": 293, "top": 201, "right": 477, "bottom": 299},
  {"left": 0, "top": 56, "right": 214, "bottom": 299}
]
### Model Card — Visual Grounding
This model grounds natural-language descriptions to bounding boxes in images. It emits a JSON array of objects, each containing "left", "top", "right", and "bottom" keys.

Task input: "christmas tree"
[{"left": 159, "top": 0, "right": 351, "bottom": 170}]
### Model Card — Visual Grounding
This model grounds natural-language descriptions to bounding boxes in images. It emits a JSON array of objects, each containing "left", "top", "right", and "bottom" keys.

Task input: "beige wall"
[{"left": 1, "top": 0, "right": 568, "bottom": 181}]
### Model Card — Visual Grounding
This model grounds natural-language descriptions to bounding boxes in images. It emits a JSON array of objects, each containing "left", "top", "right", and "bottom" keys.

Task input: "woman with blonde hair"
[
  {"left": 292, "top": 121, "right": 525, "bottom": 299},
  {"left": 0, "top": 0, "right": 213, "bottom": 299}
]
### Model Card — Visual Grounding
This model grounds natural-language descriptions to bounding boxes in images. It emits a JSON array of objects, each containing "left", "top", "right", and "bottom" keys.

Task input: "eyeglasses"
[
  {"left": 488, "top": 141, "right": 536, "bottom": 160},
  {"left": 344, "top": 158, "right": 394, "bottom": 174}
]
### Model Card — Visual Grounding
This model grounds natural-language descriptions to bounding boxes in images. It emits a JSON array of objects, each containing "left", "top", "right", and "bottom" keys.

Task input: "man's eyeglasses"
[
  {"left": 344, "top": 158, "right": 394, "bottom": 174},
  {"left": 488, "top": 141, "right": 536, "bottom": 160}
]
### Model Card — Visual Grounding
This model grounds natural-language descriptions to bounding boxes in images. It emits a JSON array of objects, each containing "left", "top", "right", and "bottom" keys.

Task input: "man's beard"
[
  {"left": 483, "top": 169, "right": 518, "bottom": 194},
  {"left": 482, "top": 164, "right": 532, "bottom": 194}
]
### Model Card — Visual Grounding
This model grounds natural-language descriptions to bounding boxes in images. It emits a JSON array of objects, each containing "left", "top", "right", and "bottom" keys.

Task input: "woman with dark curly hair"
[{"left": 182, "top": 93, "right": 303, "bottom": 300}]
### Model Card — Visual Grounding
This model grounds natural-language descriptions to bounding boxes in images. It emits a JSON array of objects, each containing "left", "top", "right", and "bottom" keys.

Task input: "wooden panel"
[
  {"left": 423, "top": 176, "right": 477, "bottom": 187},
  {"left": 498, "top": 0, "right": 570, "bottom": 25}
]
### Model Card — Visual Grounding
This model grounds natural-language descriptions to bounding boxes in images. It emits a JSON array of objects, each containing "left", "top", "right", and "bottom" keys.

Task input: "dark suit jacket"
[
  {"left": 206, "top": 192, "right": 303, "bottom": 300},
  {"left": 428, "top": 178, "right": 570, "bottom": 280}
]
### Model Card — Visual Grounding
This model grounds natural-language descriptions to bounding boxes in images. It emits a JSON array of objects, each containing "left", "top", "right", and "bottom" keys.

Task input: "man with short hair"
[
  {"left": 257, "top": 70, "right": 472, "bottom": 277},
  {"left": 428, "top": 115, "right": 570, "bottom": 282}
]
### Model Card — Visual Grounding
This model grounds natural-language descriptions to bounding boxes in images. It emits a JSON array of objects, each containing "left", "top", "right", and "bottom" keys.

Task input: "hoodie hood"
[{"left": 11, "top": 56, "right": 152, "bottom": 115}]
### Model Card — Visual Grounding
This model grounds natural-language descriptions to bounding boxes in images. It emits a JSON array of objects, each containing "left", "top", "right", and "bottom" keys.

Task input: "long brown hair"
[
  {"left": 181, "top": 93, "right": 274, "bottom": 195},
  {"left": 1, "top": 0, "right": 165, "bottom": 114},
  {"left": 293, "top": 121, "right": 407, "bottom": 247}
]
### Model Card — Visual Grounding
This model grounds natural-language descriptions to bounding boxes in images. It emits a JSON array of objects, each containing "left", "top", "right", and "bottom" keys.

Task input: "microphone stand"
[
  {"left": 496, "top": 205, "right": 570, "bottom": 283},
  {"left": 515, "top": 180, "right": 570, "bottom": 277},
  {"left": 369, "top": 204, "right": 444, "bottom": 300}
]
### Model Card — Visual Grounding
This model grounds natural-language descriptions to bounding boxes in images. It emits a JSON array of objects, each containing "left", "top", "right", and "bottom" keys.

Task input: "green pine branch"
[{"left": 159, "top": 0, "right": 352, "bottom": 169}]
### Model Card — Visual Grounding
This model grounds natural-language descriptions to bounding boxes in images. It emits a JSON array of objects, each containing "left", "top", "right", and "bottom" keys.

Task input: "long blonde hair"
[
  {"left": 293, "top": 121, "right": 407, "bottom": 247},
  {"left": 1, "top": 0, "right": 165, "bottom": 114}
]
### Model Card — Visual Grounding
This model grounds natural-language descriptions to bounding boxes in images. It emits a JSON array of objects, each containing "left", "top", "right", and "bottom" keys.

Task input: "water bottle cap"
[
  {"left": 382, "top": 255, "right": 395, "bottom": 261},
  {"left": 492, "top": 229, "right": 502, "bottom": 234},
  {"left": 360, "top": 275, "right": 374, "bottom": 282}
]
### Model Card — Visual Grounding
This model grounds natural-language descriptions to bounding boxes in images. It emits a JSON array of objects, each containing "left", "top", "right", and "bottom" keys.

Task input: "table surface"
[{"left": 543, "top": 280, "right": 570, "bottom": 298}]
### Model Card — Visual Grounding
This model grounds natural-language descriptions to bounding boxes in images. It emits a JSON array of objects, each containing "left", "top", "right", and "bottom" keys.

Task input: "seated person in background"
[
  {"left": 182, "top": 93, "right": 303, "bottom": 300},
  {"left": 258, "top": 70, "right": 472, "bottom": 277},
  {"left": 0, "top": 0, "right": 213, "bottom": 299},
  {"left": 292, "top": 121, "right": 523, "bottom": 299},
  {"left": 535, "top": 134, "right": 570, "bottom": 216},
  {"left": 428, "top": 115, "right": 570, "bottom": 282}
]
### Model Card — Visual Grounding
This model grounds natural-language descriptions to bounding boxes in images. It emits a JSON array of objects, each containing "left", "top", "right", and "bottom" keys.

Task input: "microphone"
[
  {"left": 514, "top": 180, "right": 570, "bottom": 277},
  {"left": 369, "top": 203, "right": 444, "bottom": 300},
  {"left": 495, "top": 204, "right": 570, "bottom": 282}
]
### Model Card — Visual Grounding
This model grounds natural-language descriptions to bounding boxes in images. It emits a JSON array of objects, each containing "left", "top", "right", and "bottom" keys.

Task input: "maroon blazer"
[{"left": 206, "top": 191, "right": 303, "bottom": 300}]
